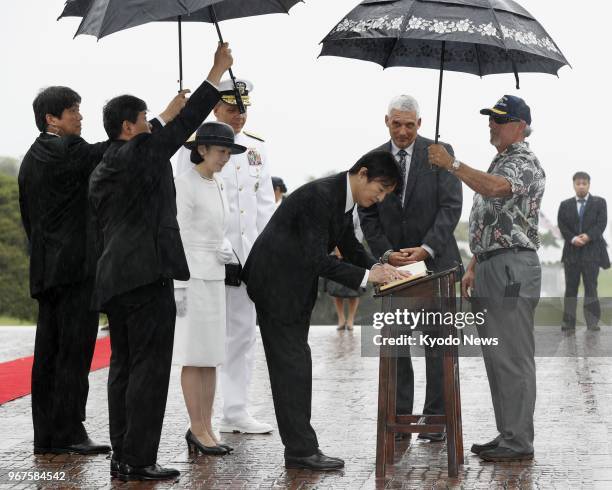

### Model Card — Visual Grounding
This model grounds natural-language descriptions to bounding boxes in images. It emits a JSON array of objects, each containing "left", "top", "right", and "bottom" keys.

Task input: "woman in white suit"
[{"left": 173, "top": 122, "right": 246, "bottom": 456}]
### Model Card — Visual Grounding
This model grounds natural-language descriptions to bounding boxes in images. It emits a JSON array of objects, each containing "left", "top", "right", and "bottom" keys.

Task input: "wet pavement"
[{"left": 0, "top": 325, "right": 611, "bottom": 489}]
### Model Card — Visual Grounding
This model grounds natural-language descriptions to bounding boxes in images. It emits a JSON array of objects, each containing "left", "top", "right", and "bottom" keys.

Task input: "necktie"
[
  {"left": 397, "top": 150, "right": 408, "bottom": 184},
  {"left": 578, "top": 199, "right": 586, "bottom": 232},
  {"left": 397, "top": 150, "right": 408, "bottom": 204}
]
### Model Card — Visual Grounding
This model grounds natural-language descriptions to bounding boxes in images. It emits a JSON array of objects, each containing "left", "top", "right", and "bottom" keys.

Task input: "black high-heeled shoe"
[
  {"left": 218, "top": 443, "right": 234, "bottom": 453},
  {"left": 185, "top": 429, "right": 227, "bottom": 456}
]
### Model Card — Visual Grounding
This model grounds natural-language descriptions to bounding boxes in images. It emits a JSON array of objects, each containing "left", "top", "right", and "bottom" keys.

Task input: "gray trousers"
[{"left": 473, "top": 250, "right": 541, "bottom": 453}]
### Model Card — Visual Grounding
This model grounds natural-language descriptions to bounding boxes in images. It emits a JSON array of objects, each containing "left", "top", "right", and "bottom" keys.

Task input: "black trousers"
[
  {"left": 32, "top": 278, "right": 99, "bottom": 448},
  {"left": 563, "top": 261, "right": 601, "bottom": 328},
  {"left": 256, "top": 308, "right": 319, "bottom": 458},
  {"left": 396, "top": 329, "right": 445, "bottom": 416},
  {"left": 104, "top": 280, "right": 175, "bottom": 467}
]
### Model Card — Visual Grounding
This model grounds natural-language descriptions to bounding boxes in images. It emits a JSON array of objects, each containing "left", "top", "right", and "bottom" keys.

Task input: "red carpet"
[{"left": 0, "top": 336, "right": 111, "bottom": 405}]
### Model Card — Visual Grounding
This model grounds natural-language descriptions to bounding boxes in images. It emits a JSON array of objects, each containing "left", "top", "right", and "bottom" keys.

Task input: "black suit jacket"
[
  {"left": 558, "top": 195, "right": 610, "bottom": 268},
  {"left": 243, "top": 172, "right": 377, "bottom": 319},
  {"left": 358, "top": 136, "right": 462, "bottom": 273},
  {"left": 88, "top": 80, "right": 220, "bottom": 310},
  {"left": 18, "top": 133, "right": 110, "bottom": 298}
]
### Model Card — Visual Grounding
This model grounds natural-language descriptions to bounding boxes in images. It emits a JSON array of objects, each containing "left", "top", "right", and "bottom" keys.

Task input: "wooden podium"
[{"left": 374, "top": 267, "right": 464, "bottom": 478}]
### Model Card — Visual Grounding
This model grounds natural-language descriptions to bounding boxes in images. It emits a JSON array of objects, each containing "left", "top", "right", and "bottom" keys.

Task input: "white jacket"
[{"left": 175, "top": 169, "right": 230, "bottom": 281}]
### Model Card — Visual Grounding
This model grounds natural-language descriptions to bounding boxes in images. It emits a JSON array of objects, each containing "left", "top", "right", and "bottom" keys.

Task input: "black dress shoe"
[
  {"left": 185, "top": 429, "right": 228, "bottom": 456},
  {"left": 587, "top": 325, "right": 601, "bottom": 331},
  {"left": 470, "top": 438, "right": 500, "bottom": 455},
  {"left": 561, "top": 324, "right": 575, "bottom": 331},
  {"left": 50, "top": 437, "right": 111, "bottom": 455},
  {"left": 285, "top": 451, "right": 344, "bottom": 471},
  {"left": 479, "top": 447, "right": 533, "bottom": 462},
  {"left": 33, "top": 446, "right": 53, "bottom": 455},
  {"left": 119, "top": 463, "right": 180, "bottom": 481},
  {"left": 110, "top": 458, "right": 121, "bottom": 478},
  {"left": 394, "top": 432, "right": 412, "bottom": 442},
  {"left": 418, "top": 432, "right": 446, "bottom": 442}
]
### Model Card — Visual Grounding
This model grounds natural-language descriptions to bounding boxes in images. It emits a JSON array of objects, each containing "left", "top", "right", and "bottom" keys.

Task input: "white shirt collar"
[
  {"left": 345, "top": 172, "right": 354, "bottom": 213},
  {"left": 45, "top": 132, "right": 60, "bottom": 137},
  {"left": 576, "top": 193, "right": 590, "bottom": 202},
  {"left": 390, "top": 139, "right": 415, "bottom": 157}
]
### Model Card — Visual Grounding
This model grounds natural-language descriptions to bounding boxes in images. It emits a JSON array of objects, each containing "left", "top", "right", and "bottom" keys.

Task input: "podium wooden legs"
[{"left": 376, "top": 348, "right": 463, "bottom": 478}]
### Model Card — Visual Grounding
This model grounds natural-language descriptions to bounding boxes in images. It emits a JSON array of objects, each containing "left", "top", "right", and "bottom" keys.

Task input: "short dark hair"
[
  {"left": 190, "top": 144, "right": 212, "bottom": 164},
  {"left": 103, "top": 95, "right": 147, "bottom": 139},
  {"left": 348, "top": 150, "right": 401, "bottom": 187},
  {"left": 573, "top": 171, "right": 590, "bottom": 182},
  {"left": 32, "top": 86, "right": 81, "bottom": 132}
]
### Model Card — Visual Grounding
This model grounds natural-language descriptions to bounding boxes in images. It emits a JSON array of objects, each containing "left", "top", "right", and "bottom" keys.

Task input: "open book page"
[{"left": 378, "top": 260, "right": 428, "bottom": 292}]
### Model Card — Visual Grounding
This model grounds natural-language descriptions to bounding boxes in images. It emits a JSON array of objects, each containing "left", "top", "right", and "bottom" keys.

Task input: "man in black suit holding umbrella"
[
  {"left": 558, "top": 172, "right": 610, "bottom": 331},
  {"left": 359, "top": 95, "right": 462, "bottom": 442},
  {"left": 243, "top": 151, "right": 409, "bottom": 470},
  {"left": 88, "top": 43, "right": 233, "bottom": 481},
  {"left": 18, "top": 84, "right": 187, "bottom": 456}
]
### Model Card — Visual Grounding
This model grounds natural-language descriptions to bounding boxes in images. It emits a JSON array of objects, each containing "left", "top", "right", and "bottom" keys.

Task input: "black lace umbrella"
[
  {"left": 320, "top": 0, "right": 569, "bottom": 142},
  {"left": 58, "top": 0, "right": 302, "bottom": 110}
]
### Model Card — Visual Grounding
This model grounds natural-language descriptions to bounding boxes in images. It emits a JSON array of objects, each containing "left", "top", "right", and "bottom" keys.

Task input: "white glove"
[{"left": 216, "top": 238, "right": 235, "bottom": 264}]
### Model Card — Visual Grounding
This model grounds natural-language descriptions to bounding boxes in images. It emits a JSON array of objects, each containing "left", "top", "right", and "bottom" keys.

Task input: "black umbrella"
[
  {"left": 58, "top": 1, "right": 220, "bottom": 91},
  {"left": 320, "top": 0, "right": 569, "bottom": 142},
  {"left": 58, "top": 0, "right": 302, "bottom": 111},
  {"left": 177, "top": 1, "right": 302, "bottom": 112}
]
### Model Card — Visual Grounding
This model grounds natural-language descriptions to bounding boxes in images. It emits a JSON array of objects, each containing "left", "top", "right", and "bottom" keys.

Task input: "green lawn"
[{"left": 0, "top": 316, "right": 32, "bottom": 326}]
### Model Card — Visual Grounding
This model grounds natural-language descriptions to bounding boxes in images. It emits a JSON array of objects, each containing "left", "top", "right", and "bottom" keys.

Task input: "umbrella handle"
[{"left": 208, "top": 5, "right": 246, "bottom": 114}]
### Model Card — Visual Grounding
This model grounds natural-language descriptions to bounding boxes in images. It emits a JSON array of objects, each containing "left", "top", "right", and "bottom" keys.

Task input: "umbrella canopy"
[
  {"left": 59, "top": 0, "right": 302, "bottom": 108},
  {"left": 171, "top": 0, "right": 301, "bottom": 23},
  {"left": 320, "top": 0, "right": 569, "bottom": 141},
  {"left": 61, "top": 0, "right": 301, "bottom": 39},
  {"left": 320, "top": 0, "right": 568, "bottom": 77}
]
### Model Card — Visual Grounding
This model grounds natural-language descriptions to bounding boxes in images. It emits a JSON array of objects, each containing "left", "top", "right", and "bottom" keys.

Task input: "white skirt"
[{"left": 173, "top": 278, "right": 226, "bottom": 367}]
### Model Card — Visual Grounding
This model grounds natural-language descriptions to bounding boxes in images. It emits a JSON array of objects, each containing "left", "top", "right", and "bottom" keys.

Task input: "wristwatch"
[
  {"left": 380, "top": 249, "right": 393, "bottom": 264},
  {"left": 449, "top": 158, "right": 461, "bottom": 173}
]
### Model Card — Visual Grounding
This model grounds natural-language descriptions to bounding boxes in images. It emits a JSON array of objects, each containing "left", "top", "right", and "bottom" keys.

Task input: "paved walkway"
[{"left": 0, "top": 326, "right": 611, "bottom": 489}]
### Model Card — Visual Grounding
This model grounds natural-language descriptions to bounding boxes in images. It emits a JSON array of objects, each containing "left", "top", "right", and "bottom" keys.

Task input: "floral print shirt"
[{"left": 469, "top": 142, "right": 545, "bottom": 254}]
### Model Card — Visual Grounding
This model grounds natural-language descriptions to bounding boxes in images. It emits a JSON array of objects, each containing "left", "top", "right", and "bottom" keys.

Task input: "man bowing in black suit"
[
  {"left": 243, "top": 151, "right": 408, "bottom": 470},
  {"left": 359, "top": 95, "right": 462, "bottom": 441},
  {"left": 88, "top": 43, "right": 233, "bottom": 481},
  {"left": 558, "top": 171, "right": 610, "bottom": 331}
]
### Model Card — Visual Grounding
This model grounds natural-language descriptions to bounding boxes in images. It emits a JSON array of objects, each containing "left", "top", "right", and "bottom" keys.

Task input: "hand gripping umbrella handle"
[{"left": 208, "top": 5, "right": 246, "bottom": 114}]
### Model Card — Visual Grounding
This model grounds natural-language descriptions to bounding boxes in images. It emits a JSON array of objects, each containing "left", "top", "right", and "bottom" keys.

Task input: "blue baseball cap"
[{"left": 480, "top": 95, "right": 531, "bottom": 125}]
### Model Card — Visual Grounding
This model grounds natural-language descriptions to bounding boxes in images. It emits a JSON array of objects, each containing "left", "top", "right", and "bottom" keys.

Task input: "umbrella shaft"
[
  {"left": 178, "top": 16, "right": 183, "bottom": 91},
  {"left": 435, "top": 41, "right": 445, "bottom": 144},
  {"left": 208, "top": 5, "right": 245, "bottom": 114}
]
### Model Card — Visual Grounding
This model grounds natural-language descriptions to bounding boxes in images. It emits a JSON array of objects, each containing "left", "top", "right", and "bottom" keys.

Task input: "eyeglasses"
[{"left": 489, "top": 115, "right": 521, "bottom": 125}]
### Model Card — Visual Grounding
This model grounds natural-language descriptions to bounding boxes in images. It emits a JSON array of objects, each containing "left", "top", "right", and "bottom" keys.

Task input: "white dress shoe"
[{"left": 219, "top": 416, "right": 274, "bottom": 434}]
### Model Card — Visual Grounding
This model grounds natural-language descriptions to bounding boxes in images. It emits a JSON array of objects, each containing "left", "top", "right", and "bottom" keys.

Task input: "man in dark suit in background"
[
  {"left": 243, "top": 151, "right": 408, "bottom": 470},
  {"left": 558, "top": 171, "right": 610, "bottom": 331},
  {"left": 18, "top": 86, "right": 112, "bottom": 456},
  {"left": 359, "top": 95, "right": 462, "bottom": 441},
  {"left": 88, "top": 43, "right": 232, "bottom": 481}
]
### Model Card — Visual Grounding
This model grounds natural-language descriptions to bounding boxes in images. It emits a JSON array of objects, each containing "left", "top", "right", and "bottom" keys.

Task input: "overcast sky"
[{"left": 2, "top": 1, "right": 611, "bottom": 223}]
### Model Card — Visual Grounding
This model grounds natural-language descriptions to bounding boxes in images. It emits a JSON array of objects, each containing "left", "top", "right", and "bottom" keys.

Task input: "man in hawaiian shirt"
[{"left": 428, "top": 95, "right": 545, "bottom": 462}]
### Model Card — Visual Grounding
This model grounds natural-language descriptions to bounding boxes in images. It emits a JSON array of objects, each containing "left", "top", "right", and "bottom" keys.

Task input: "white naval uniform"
[
  {"left": 174, "top": 130, "right": 276, "bottom": 421},
  {"left": 220, "top": 130, "right": 275, "bottom": 421}
]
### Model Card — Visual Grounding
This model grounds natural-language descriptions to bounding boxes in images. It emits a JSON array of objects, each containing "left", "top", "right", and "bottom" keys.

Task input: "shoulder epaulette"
[{"left": 243, "top": 130, "right": 265, "bottom": 142}]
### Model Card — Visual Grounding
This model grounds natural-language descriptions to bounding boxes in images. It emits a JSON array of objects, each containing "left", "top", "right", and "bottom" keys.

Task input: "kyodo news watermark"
[{"left": 368, "top": 309, "right": 495, "bottom": 351}]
